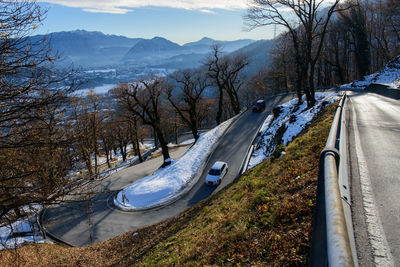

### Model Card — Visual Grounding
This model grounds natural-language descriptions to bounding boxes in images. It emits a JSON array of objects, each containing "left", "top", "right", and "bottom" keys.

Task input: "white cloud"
[
  {"left": 199, "top": 9, "right": 216, "bottom": 14},
  {"left": 83, "top": 7, "right": 132, "bottom": 14},
  {"left": 39, "top": 0, "right": 248, "bottom": 14}
]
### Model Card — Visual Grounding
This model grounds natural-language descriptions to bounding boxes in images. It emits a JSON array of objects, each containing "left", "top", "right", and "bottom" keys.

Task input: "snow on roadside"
[
  {"left": 249, "top": 92, "right": 339, "bottom": 168},
  {"left": 0, "top": 205, "right": 45, "bottom": 250},
  {"left": 0, "top": 220, "right": 44, "bottom": 250},
  {"left": 341, "top": 55, "right": 400, "bottom": 89},
  {"left": 92, "top": 142, "right": 151, "bottom": 168},
  {"left": 114, "top": 118, "right": 234, "bottom": 210},
  {"left": 180, "top": 138, "right": 195, "bottom": 145}
]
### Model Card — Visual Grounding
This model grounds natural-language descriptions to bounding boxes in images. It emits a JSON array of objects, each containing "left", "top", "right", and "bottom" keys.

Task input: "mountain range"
[
  {"left": 28, "top": 30, "right": 276, "bottom": 91},
  {"left": 30, "top": 30, "right": 141, "bottom": 67},
  {"left": 31, "top": 30, "right": 257, "bottom": 69},
  {"left": 123, "top": 36, "right": 256, "bottom": 67}
]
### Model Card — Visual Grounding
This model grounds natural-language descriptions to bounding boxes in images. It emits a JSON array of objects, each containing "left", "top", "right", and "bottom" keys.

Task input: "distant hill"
[
  {"left": 229, "top": 39, "right": 276, "bottom": 78},
  {"left": 30, "top": 30, "right": 143, "bottom": 67},
  {"left": 150, "top": 53, "right": 206, "bottom": 70},
  {"left": 123, "top": 37, "right": 184, "bottom": 65},
  {"left": 128, "top": 37, "right": 181, "bottom": 54},
  {"left": 146, "top": 38, "right": 276, "bottom": 78},
  {"left": 183, "top": 37, "right": 255, "bottom": 54},
  {"left": 183, "top": 37, "right": 215, "bottom": 47},
  {"left": 29, "top": 30, "right": 257, "bottom": 69},
  {"left": 152, "top": 39, "right": 276, "bottom": 83},
  {"left": 122, "top": 36, "right": 256, "bottom": 67}
]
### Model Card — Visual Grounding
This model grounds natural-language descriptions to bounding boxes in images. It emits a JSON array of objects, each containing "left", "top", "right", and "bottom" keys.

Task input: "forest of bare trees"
[
  {"left": 249, "top": 0, "right": 400, "bottom": 96},
  {"left": 247, "top": 0, "right": 340, "bottom": 107}
]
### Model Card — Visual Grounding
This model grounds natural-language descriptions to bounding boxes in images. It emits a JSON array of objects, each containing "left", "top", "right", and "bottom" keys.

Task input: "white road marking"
[{"left": 350, "top": 98, "right": 395, "bottom": 267}]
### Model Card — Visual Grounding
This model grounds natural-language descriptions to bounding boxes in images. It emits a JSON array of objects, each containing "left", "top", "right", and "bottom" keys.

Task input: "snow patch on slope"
[
  {"left": 249, "top": 92, "right": 339, "bottom": 168},
  {"left": 342, "top": 56, "right": 400, "bottom": 89}
]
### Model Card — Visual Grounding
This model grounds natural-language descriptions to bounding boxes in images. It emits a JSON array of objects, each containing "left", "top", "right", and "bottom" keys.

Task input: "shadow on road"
[
  {"left": 365, "top": 84, "right": 400, "bottom": 99},
  {"left": 188, "top": 183, "right": 218, "bottom": 206},
  {"left": 42, "top": 180, "right": 119, "bottom": 246}
]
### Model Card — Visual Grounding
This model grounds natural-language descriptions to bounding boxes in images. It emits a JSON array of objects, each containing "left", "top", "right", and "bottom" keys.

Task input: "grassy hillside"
[{"left": 0, "top": 103, "right": 336, "bottom": 266}]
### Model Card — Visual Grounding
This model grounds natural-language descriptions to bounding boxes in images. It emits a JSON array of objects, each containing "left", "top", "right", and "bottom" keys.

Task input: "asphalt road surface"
[
  {"left": 347, "top": 91, "right": 400, "bottom": 266},
  {"left": 42, "top": 93, "right": 295, "bottom": 247}
]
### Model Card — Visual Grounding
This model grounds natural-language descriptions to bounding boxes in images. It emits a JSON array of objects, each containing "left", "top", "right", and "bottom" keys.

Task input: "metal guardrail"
[
  {"left": 310, "top": 93, "right": 357, "bottom": 267},
  {"left": 240, "top": 121, "right": 263, "bottom": 175}
]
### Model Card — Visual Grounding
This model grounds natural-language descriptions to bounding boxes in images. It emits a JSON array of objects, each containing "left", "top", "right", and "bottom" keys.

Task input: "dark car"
[{"left": 252, "top": 99, "right": 266, "bottom": 112}]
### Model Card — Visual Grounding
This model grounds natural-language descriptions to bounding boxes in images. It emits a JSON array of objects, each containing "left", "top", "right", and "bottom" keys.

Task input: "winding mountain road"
[{"left": 42, "top": 93, "right": 295, "bottom": 247}]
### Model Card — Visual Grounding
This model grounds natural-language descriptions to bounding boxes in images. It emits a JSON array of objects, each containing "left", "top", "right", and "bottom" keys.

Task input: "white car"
[{"left": 205, "top": 161, "right": 228, "bottom": 186}]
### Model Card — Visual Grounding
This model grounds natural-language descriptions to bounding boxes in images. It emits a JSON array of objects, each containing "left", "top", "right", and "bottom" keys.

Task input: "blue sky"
[{"left": 36, "top": 1, "right": 276, "bottom": 44}]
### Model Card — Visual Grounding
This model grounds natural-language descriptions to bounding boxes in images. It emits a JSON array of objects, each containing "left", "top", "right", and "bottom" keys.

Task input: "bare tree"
[
  {"left": 127, "top": 114, "right": 144, "bottom": 163},
  {"left": 167, "top": 70, "right": 209, "bottom": 142},
  {"left": 265, "top": 34, "right": 296, "bottom": 90},
  {"left": 364, "top": 0, "right": 400, "bottom": 70},
  {"left": 316, "top": 0, "right": 400, "bottom": 84},
  {"left": 70, "top": 92, "right": 103, "bottom": 177},
  {"left": 115, "top": 116, "right": 129, "bottom": 162},
  {"left": 385, "top": 0, "right": 400, "bottom": 50},
  {"left": 99, "top": 118, "right": 116, "bottom": 168},
  {"left": 113, "top": 79, "right": 171, "bottom": 167},
  {"left": 205, "top": 45, "right": 249, "bottom": 124},
  {"left": 323, "top": 18, "right": 353, "bottom": 84},
  {"left": 0, "top": 1, "right": 77, "bottom": 222},
  {"left": 246, "top": 0, "right": 340, "bottom": 106},
  {"left": 256, "top": 0, "right": 399, "bottom": 93},
  {"left": 338, "top": 1, "right": 371, "bottom": 78}
]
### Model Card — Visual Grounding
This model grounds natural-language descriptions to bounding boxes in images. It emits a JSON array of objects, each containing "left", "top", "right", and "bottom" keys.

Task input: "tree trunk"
[
  {"left": 119, "top": 142, "right": 127, "bottom": 161},
  {"left": 335, "top": 54, "right": 345, "bottom": 84},
  {"left": 83, "top": 152, "right": 93, "bottom": 177},
  {"left": 105, "top": 148, "right": 111, "bottom": 168},
  {"left": 227, "top": 88, "right": 241, "bottom": 115},
  {"left": 191, "top": 127, "right": 199, "bottom": 142},
  {"left": 135, "top": 137, "right": 143, "bottom": 162},
  {"left": 155, "top": 127, "right": 170, "bottom": 167},
  {"left": 174, "top": 123, "right": 179, "bottom": 145},
  {"left": 309, "top": 64, "right": 316, "bottom": 106},
  {"left": 296, "top": 65, "right": 303, "bottom": 104},
  {"left": 129, "top": 128, "right": 143, "bottom": 163},
  {"left": 304, "top": 89, "right": 312, "bottom": 108},
  {"left": 93, "top": 126, "right": 98, "bottom": 178},
  {"left": 216, "top": 88, "right": 224, "bottom": 125},
  {"left": 153, "top": 129, "right": 159, "bottom": 149},
  {"left": 189, "top": 110, "right": 200, "bottom": 142}
]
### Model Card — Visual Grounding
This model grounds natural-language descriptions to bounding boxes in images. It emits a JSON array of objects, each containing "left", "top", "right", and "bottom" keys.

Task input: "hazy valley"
[{"left": 31, "top": 30, "right": 273, "bottom": 91}]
